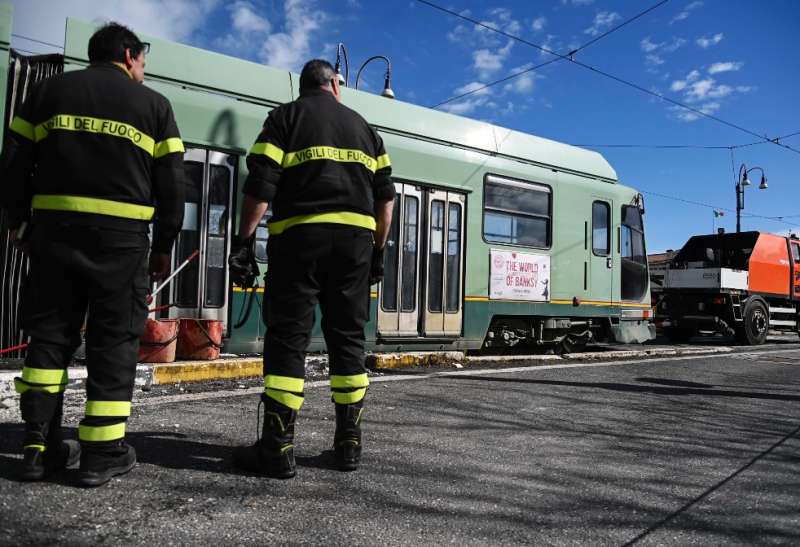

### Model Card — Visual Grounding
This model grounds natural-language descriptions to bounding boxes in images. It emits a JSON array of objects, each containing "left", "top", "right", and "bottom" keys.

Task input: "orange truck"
[{"left": 657, "top": 231, "right": 800, "bottom": 345}]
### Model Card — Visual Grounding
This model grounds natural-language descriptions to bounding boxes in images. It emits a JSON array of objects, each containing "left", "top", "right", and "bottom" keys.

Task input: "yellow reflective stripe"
[
  {"left": 268, "top": 211, "right": 376, "bottom": 235},
  {"left": 264, "top": 375, "right": 305, "bottom": 393},
  {"left": 10, "top": 116, "right": 35, "bottom": 140},
  {"left": 282, "top": 146, "right": 378, "bottom": 172},
  {"left": 375, "top": 153, "right": 391, "bottom": 170},
  {"left": 78, "top": 422, "right": 126, "bottom": 442},
  {"left": 332, "top": 388, "right": 367, "bottom": 405},
  {"left": 249, "top": 142, "right": 285, "bottom": 165},
  {"left": 24, "top": 444, "right": 46, "bottom": 452},
  {"left": 330, "top": 374, "right": 369, "bottom": 389},
  {"left": 22, "top": 367, "right": 67, "bottom": 385},
  {"left": 265, "top": 389, "right": 304, "bottom": 410},
  {"left": 32, "top": 195, "right": 154, "bottom": 221},
  {"left": 153, "top": 137, "right": 185, "bottom": 158},
  {"left": 14, "top": 378, "right": 65, "bottom": 394},
  {"left": 85, "top": 401, "right": 132, "bottom": 417},
  {"left": 34, "top": 114, "right": 155, "bottom": 155}
]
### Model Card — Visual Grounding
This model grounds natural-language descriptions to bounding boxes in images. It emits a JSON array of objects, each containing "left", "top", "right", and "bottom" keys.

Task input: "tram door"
[
  {"left": 589, "top": 198, "right": 614, "bottom": 304},
  {"left": 377, "top": 184, "right": 465, "bottom": 338},
  {"left": 162, "top": 148, "right": 234, "bottom": 328}
]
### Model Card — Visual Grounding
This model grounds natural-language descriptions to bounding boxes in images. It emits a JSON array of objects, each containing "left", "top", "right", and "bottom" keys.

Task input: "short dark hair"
[
  {"left": 299, "top": 59, "right": 335, "bottom": 92},
  {"left": 88, "top": 22, "right": 147, "bottom": 64}
]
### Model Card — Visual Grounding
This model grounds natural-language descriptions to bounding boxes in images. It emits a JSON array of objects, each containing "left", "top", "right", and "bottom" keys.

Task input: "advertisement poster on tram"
[{"left": 489, "top": 249, "right": 550, "bottom": 301}]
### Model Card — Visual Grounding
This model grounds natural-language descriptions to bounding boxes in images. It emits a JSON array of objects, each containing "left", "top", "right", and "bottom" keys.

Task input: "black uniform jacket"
[
  {"left": 243, "top": 89, "right": 395, "bottom": 235},
  {"left": 1, "top": 62, "right": 185, "bottom": 253}
]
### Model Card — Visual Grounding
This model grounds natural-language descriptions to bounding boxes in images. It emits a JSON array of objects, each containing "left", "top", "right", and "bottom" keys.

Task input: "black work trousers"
[
  {"left": 262, "top": 224, "right": 372, "bottom": 410},
  {"left": 17, "top": 221, "right": 149, "bottom": 445}
]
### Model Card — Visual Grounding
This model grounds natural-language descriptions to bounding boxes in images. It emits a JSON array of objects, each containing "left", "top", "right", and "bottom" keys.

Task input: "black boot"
[
  {"left": 20, "top": 394, "right": 80, "bottom": 481},
  {"left": 334, "top": 401, "right": 363, "bottom": 471},
  {"left": 233, "top": 394, "right": 296, "bottom": 479},
  {"left": 77, "top": 440, "right": 137, "bottom": 488}
]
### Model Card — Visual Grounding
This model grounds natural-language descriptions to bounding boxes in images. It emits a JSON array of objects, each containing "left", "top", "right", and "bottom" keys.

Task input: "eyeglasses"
[{"left": 141, "top": 42, "right": 151, "bottom": 55}]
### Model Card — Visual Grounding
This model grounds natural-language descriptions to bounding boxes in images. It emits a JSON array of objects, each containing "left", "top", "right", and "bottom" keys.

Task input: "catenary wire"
[
  {"left": 11, "top": 33, "right": 64, "bottom": 50},
  {"left": 431, "top": 0, "right": 668, "bottom": 108},
  {"left": 416, "top": 0, "right": 800, "bottom": 156}
]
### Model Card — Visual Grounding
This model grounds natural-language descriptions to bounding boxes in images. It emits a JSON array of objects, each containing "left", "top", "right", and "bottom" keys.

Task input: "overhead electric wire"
[
  {"left": 641, "top": 189, "right": 799, "bottom": 228},
  {"left": 432, "top": 0, "right": 668, "bottom": 109},
  {"left": 11, "top": 33, "right": 63, "bottom": 50},
  {"left": 416, "top": 0, "right": 800, "bottom": 156}
]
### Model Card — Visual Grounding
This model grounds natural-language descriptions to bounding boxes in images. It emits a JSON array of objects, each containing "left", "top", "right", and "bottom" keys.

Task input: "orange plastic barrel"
[
  {"left": 176, "top": 319, "right": 223, "bottom": 360},
  {"left": 138, "top": 319, "right": 179, "bottom": 363}
]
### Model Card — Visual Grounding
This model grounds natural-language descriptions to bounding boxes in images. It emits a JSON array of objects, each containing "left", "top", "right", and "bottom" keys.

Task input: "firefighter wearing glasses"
[
  {"left": 0, "top": 23, "right": 184, "bottom": 486},
  {"left": 229, "top": 59, "right": 395, "bottom": 477}
]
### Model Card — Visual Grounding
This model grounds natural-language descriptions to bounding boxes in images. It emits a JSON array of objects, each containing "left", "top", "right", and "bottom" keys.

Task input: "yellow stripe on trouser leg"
[
  {"left": 14, "top": 378, "right": 66, "bottom": 394},
  {"left": 79, "top": 422, "right": 126, "bottom": 442},
  {"left": 21, "top": 367, "right": 68, "bottom": 385},
  {"left": 264, "top": 375, "right": 305, "bottom": 393},
  {"left": 85, "top": 401, "right": 132, "bottom": 417},
  {"left": 265, "top": 389, "right": 304, "bottom": 410},
  {"left": 330, "top": 374, "right": 369, "bottom": 389},
  {"left": 332, "top": 388, "right": 367, "bottom": 405}
]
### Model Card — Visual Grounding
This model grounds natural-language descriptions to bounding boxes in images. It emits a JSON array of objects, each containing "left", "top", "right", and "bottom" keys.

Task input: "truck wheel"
[
  {"left": 665, "top": 327, "right": 693, "bottom": 343},
  {"left": 735, "top": 299, "right": 769, "bottom": 345}
]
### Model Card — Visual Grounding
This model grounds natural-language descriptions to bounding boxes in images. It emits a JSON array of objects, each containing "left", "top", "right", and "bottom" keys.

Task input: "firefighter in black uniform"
[
  {"left": 229, "top": 59, "right": 395, "bottom": 477},
  {"left": 0, "top": 23, "right": 184, "bottom": 487}
]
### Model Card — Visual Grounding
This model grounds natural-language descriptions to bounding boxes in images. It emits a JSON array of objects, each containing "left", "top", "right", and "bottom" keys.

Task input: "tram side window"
[
  {"left": 381, "top": 199, "right": 402, "bottom": 312},
  {"left": 483, "top": 174, "right": 551, "bottom": 248},
  {"left": 620, "top": 205, "right": 648, "bottom": 301},
  {"left": 175, "top": 161, "right": 203, "bottom": 307},
  {"left": 254, "top": 208, "right": 273, "bottom": 263},
  {"left": 592, "top": 201, "right": 610, "bottom": 256}
]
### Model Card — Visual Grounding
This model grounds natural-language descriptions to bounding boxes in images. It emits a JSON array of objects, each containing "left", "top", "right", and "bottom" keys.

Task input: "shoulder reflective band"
[
  {"left": 249, "top": 142, "right": 285, "bottom": 165},
  {"left": 154, "top": 137, "right": 185, "bottom": 158},
  {"left": 282, "top": 146, "right": 378, "bottom": 173},
  {"left": 22, "top": 367, "right": 68, "bottom": 385},
  {"left": 10, "top": 116, "right": 35, "bottom": 141},
  {"left": 32, "top": 195, "right": 155, "bottom": 221},
  {"left": 376, "top": 153, "right": 391, "bottom": 171},
  {"left": 79, "top": 422, "right": 126, "bottom": 442},
  {"left": 330, "top": 374, "right": 369, "bottom": 389},
  {"left": 85, "top": 400, "right": 132, "bottom": 417},
  {"left": 34, "top": 114, "right": 156, "bottom": 156},
  {"left": 268, "top": 211, "right": 376, "bottom": 235}
]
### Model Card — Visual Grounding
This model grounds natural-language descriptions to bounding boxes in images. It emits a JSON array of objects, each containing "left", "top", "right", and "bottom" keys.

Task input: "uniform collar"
[
  {"left": 299, "top": 88, "right": 336, "bottom": 100},
  {"left": 89, "top": 62, "right": 133, "bottom": 80}
]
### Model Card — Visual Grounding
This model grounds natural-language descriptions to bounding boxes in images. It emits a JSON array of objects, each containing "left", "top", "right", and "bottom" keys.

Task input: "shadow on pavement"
[{"left": 448, "top": 375, "right": 800, "bottom": 402}]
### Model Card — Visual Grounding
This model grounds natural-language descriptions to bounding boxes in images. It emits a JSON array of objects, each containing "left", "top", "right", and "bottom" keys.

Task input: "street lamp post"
[
  {"left": 736, "top": 163, "right": 768, "bottom": 232},
  {"left": 355, "top": 55, "right": 395, "bottom": 98}
]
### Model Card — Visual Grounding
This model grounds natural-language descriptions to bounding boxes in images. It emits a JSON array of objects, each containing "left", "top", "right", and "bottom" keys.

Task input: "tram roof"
[{"left": 62, "top": 17, "right": 617, "bottom": 183}]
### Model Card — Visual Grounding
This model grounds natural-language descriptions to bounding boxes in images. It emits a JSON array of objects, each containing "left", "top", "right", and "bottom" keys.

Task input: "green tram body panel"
[{"left": 4, "top": 14, "right": 655, "bottom": 354}]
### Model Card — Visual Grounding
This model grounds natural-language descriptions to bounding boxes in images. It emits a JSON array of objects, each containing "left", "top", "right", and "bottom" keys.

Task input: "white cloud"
[
  {"left": 736, "top": 85, "right": 754, "bottom": 93},
  {"left": 260, "top": 0, "right": 326, "bottom": 71},
  {"left": 669, "top": 69, "right": 700, "bottom": 91},
  {"left": 453, "top": 81, "right": 491, "bottom": 98},
  {"left": 230, "top": 1, "right": 270, "bottom": 33},
  {"left": 646, "top": 54, "right": 665, "bottom": 66},
  {"left": 540, "top": 34, "right": 557, "bottom": 57},
  {"left": 670, "top": 1, "right": 703, "bottom": 25},
  {"left": 472, "top": 40, "right": 513, "bottom": 78},
  {"left": 662, "top": 37, "right": 686, "bottom": 53},
  {"left": 502, "top": 64, "right": 542, "bottom": 94},
  {"left": 531, "top": 16, "right": 546, "bottom": 32},
  {"left": 584, "top": 11, "right": 621, "bottom": 37},
  {"left": 440, "top": 95, "right": 490, "bottom": 115},
  {"left": 9, "top": 0, "right": 220, "bottom": 50},
  {"left": 673, "top": 100, "right": 719, "bottom": 122},
  {"left": 708, "top": 61, "right": 743, "bottom": 74},
  {"left": 640, "top": 37, "right": 662, "bottom": 52},
  {"left": 561, "top": 0, "right": 595, "bottom": 5},
  {"left": 686, "top": 78, "right": 715, "bottom": 101},
  {"left": 696, "top": 32, "right": 723, "bottom": 48}
]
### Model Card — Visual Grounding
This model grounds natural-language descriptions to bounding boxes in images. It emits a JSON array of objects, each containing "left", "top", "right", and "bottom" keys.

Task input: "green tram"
[{"left": 0, "top": 12, "right": 654, "bottom": 356}]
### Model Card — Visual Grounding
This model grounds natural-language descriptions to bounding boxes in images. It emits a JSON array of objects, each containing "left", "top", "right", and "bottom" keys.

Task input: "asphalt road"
[{"left": 1, "top": 345, "right": 799, "bottom": 546}]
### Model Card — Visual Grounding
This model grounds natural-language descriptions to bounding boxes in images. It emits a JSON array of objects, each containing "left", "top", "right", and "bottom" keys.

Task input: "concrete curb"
[{"left": 366, "top": 351, "right": 465, "bottom": 370}]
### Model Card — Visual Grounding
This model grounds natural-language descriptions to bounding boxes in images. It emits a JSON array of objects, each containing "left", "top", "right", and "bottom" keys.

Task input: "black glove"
[
  {"left": 369, "top": 246, "right": 385, "bottom": 286},
  {"left": 229, "top": 234, "right": 258, "bottom": 288}
]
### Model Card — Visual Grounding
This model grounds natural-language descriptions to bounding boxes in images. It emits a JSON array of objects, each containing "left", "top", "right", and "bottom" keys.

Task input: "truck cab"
[{"left": 658, "top": 231, "right": 800, "bottom": 345}]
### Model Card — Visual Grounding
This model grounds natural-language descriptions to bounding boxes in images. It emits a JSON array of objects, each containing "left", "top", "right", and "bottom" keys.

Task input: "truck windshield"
[
  {"left": 621, "top": 205, "right": 648, "bottom": 301},
  {"left": 671, "top": 232, "right": 758, "bottom": 270}
]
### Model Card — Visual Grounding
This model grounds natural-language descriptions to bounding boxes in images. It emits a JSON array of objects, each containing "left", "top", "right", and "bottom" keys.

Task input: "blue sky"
[{"left": 8, "top": 0, "right": 800, "bottom": 252}]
